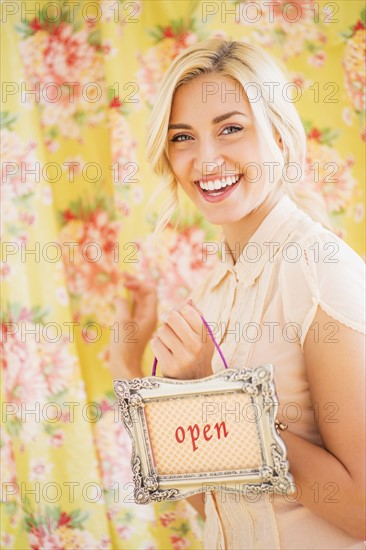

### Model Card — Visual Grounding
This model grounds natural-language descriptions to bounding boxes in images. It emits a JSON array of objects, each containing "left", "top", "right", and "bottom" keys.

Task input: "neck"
[{"left": 222, "top": 188, "right": 285, "bottom": 264}]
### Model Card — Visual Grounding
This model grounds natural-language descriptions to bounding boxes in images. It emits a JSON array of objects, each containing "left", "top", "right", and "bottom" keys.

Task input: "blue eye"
[
  {"left": 222, "top": 125, "right": 243, "bottom": 135},
  {"left": 170, "top": 134, "right": 192, "bottom": 142},
  {"left": 170, "top": 125, "right": 243, "bottom": 142}
]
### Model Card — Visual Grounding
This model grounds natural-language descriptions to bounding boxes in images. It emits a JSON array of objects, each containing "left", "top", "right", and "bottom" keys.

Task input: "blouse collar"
[{"left": 209, "top": 194, "right": 301, "bottom": 288}]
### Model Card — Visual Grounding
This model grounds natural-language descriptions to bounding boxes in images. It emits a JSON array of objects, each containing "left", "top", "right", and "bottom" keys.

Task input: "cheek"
[
  {"left": 244, "top": 163, "right": 264, "bottom": 183},
  {"left": 233, "top": 141, "right": 258, "bottom": 161},
  {"left": 169, "top": 150, "right": 190, "bottom": 178}
]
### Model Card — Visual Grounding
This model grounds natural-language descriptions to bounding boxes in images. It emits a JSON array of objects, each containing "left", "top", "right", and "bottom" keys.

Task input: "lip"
[{"left": 196, "top": 175, "right": 243, "bottom": 203}]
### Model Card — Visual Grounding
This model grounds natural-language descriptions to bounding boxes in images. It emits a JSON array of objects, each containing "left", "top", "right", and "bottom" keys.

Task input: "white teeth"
[{"left": 198, "top": 175, "right": 240, "bottom": 192}]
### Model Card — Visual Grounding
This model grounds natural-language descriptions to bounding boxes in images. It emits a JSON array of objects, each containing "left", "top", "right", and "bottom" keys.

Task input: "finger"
[
  {"left": 177, "top": 302, "right": 204, "bottom": 336},
  {"left": 123, "top": 275, "right": 157, "bottom": 295},
  {"left": 150, "top": 336, "right": 177, "bottom": 378},
  {"left": 156, "top": 322, "right": 185, "bottom": 353},
  {"left": 133, "top": 281, "right": 158, "bottom": 312},
  {"left": 122, "top": 274, "right": 157, "bottom": 310},
  {"left": 114, "top": 297, "right": 130, "bottom": 322},
  {"left": 157, "top": 322, "right": 197, "bottom": 372},
  {"left": 123, "top": 272, "right": 156, "bottom": 285},
  {"left": 151, "top": 335, "right": 172, "bottom": 358},
  {"left": 123, "top": 271, "right": 143, "bottom": 279},
  {"left": 161, "top": 309, "right": 199, "bottom": 348},
  {"left": 122, "top": 276, "right": 141, "bottom": 289},
  {"left": 187, "top": 298, "right": 204, "bottom": 317}
]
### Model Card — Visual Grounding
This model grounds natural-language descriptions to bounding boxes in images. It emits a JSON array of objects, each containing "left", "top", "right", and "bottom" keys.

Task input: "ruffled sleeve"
[{"left": 279, "top": 228, "right": 366, "bottom": 350}]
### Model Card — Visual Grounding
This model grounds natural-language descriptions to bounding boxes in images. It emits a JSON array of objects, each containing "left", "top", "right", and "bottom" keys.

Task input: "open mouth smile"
[{"left": 194, "top": 174, "right": 242, "bottom": 203}]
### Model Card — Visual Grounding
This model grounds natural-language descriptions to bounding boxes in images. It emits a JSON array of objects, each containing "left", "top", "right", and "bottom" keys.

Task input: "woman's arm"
[
  {"left": 279, "top": 305, "right": 365, "bottom": 540},
  {"left": 109, "top": 273, "right": 158, "bottom": 379}
]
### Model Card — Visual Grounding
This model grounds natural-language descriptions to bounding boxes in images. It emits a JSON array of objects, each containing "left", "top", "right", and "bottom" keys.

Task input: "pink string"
[{"left": 151, "top": 314, "right": 228, "bottom": 376}]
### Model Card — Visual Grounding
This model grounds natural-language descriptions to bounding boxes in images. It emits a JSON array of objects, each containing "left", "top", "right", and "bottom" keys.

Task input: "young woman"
[{"left": 110, "top": 39, "right": 365, "bottom": 549}]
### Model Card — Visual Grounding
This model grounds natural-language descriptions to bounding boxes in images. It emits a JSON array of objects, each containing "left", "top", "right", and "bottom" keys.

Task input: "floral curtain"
[{"left": 1, "top": 1, "right": 365, "bottom": 548}]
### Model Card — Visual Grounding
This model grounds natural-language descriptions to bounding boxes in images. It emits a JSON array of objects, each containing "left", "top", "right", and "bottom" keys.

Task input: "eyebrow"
[{"left": 168, "top": 111, "right": 249, "bottom": 130}]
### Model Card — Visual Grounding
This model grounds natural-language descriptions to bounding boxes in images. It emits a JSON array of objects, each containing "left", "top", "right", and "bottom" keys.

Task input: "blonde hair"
[{"left": 145, "top": 38, "right": 332, "bottom": 239}]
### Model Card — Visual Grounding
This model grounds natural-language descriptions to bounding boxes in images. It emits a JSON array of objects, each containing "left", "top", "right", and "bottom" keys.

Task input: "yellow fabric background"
[{"left": 1, "top": 1, "right": 365, "bottom": 548}]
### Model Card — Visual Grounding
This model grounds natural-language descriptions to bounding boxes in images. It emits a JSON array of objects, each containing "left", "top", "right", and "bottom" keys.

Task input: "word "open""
[{"left": 175, "top": 421, "right": 229, "bottom": 452}]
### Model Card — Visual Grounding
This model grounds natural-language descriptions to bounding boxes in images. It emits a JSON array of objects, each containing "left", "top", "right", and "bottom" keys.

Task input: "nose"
[{"left": 193, "top": 138, "right": 225, "bottom": 176}]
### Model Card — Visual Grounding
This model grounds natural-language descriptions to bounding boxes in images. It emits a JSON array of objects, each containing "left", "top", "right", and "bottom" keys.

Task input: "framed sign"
[{"left": 113, "top": 364, "right": 294, "bottom": 504}]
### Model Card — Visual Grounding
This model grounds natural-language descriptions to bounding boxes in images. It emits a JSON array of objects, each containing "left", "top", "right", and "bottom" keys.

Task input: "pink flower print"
[
  {"left": 308, "top": 50, "right": 326, "bottom": 67},
  {"left": 18, "top": 22, "right": 107, "bottom": 140},
  {"left": 354, "top": 203, "right": 365, "bottom": 223},
  {"left": 49, "top": 430, "right": 65, "bottom": 448},
  {"left": 342, "top": 28, "right": 366, "bottom": 112},
  {"left": 1, "top": 534, "right": 15, "bottom": 549},
  {"left": 160, "top": 512, "right": 176, "bottom": 527},
  {"left": 304, "top": 141, "right": 356, "bottom": 213},
  {"left": 1, "top": 325, "right": 48, "bottom": 410},
  {"left": 117, "top": 525, "right": 132, "bottom": 539},
  {"left": 1, "top": 129, "right": 38, "bottom": 201},
  {"left": 38, "top": 336, "right": 76, "bottom": 396},
  {"left": 170, "top": 535, "right": 190, "bottom": 550},
  {"left": 29, "top": 458, "right": 53, "bottom": 481}
]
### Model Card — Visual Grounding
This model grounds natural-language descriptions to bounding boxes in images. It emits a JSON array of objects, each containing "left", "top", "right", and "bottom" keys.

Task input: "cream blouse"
[{"left": 189, "top": 194, "right": 366, "bottom": 550}]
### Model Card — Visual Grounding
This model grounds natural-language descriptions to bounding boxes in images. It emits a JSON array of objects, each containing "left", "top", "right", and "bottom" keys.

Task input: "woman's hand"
[
  {"left": 109, "top": 272, "right": 158, "bottom": 379},
  {"left": 150, "top": 300, "right": 215, "bottom": 379}
]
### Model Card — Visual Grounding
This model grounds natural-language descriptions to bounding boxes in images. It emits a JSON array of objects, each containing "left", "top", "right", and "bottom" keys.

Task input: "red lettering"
[
  {"left": 174, "top": 421, "right": 229, "bottom": 451},
  {"left": 214, "top": 421, "right": 229, "bottom": 439},
  {"left": 175, "top": 426, "right": 185, "bottom": 444},
  {"left": 187, "top": 423, "right": 200, "bottom": 452},
  {"left": 203, "top": 424, "right": 212, "bottom": 441}
]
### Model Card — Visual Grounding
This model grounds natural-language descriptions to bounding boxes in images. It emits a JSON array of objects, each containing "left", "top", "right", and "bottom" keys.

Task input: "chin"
[{"left": 203, "top": 211, "right": 248, "bottom": 226}]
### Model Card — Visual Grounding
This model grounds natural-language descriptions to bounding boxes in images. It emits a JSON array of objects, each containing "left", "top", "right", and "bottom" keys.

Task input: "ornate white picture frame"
[{"left": 113, "top": 364, "right": 294, "bottom": 504}]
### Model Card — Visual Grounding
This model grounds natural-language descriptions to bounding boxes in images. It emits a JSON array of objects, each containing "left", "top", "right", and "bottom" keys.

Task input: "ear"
[{"left": 275, "top": 132, "right": 283, "bottom": 151}]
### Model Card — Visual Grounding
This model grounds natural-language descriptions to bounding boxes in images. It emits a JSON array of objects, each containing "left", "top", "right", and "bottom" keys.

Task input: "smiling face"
[{"left": 167, "top": 73, "right": 281, "bottom": 226}]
